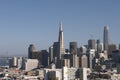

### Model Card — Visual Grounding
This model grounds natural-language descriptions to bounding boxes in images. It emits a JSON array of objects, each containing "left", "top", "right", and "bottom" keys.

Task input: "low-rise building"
[{"left": 44, "top": 68, "right": 62, "bottom": 80}]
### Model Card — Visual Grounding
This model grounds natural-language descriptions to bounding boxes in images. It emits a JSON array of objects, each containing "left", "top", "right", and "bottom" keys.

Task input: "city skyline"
[{"left": 0, "top": 0, "right": 120, "bottom": 56}]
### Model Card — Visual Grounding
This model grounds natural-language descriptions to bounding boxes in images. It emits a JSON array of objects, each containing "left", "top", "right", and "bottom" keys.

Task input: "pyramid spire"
[
  {"left": 58, "top": 21, "right": 63, "bottom": 42},
  {"left": 60, "top": 22, "right": 63, "bottom": 31},
  {"left": 58, "top": 21, "right": 65, "bottom": 59}
]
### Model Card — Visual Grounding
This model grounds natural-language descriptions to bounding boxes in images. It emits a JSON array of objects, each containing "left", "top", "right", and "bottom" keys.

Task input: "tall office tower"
[
  {"left": 112, "top": 50, "right": 120, "bottom": 64},
  {"left": 81, "top": 54, "right": 88, "bottom": 68},
  {"left": 108, "top": 44, "right": 117, "bottom": 57},
  {"left": 103, "top": 26, "right": 109, "bottom": 50},
  {"left": 49, "top": 46, "right": 53, "bottom": 64},
  {"left": 88, "top": 39, "right": 96, "bottom": 50},
  {"left": 88, "top": 49, "right": 95, "bottom": 69},
  {"left": 70, "top": 42, "right": 78, "bottom": 54},
  {"left": 53, "top": 42, "right": 59, "bottom": 60},
  {"left": 58, "top": 22, "right": 65, "bottom": 60},
  {"left": 41, "top": 50, "right": 49, "bottom": 67},
  {"left": 97, "top": 40, "right": 102, "bottom": 53},
  {"left": 70, "top": 42, "right": 79, "bottom": 68},
  {"left": 96, "top": 40, "right": 102, "bottom": 58},
  {"left": 17, "top": 57, "right": 23, "bottom": 69},
  {"left": 63, "top": 54, "right": 71, "bottom": 68},
  {"left": 28, "top": 44, "right": 37, "bottom": 59},
  {"left": 12, "top": 57, "right": 18, "bottom": 67},
  {"left": 79, "top": 46, "right": 87, "bottom": 54}
]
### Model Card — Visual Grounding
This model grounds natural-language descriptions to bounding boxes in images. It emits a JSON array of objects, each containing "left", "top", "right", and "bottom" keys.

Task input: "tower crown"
[
  {"left": 60, "top": 22, "right": 63, "bottom": 31},
  {"left": 58, "top": 22, "right": 64, "bottom": 42}
]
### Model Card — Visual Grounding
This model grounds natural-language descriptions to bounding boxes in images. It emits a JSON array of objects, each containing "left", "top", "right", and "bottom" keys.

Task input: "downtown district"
[{"left": 0, "top": 23, "right": 120, "bottom": 80}]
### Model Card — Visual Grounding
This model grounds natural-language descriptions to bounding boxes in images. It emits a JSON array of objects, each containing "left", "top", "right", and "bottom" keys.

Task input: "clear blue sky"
[{"left": 0, "top": 0, "right": 120, "bottom": 57}]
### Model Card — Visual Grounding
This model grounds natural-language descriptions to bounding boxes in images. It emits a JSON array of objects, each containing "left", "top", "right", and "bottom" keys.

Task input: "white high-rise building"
[
  {"left": 89, "top": 49, "right": 95, "bottom": 69},
  {"left": 81, "top": 54, "right": 88, "bottom": 68},
  {"left": 62, "top": 67, "right": 90, "bottom": 80},
  {"left": 58, "top": 22, "right": 65, "bottom": 60},
  {"left": 55, "top": 22, "right": 66, "bottom": 68},
  {"left": 23, "top": 59, "right": 38, "bottom": 71},
  {"left": 17, "top": 57, "right": 23, "bottom": 69},
  {"left": 49, "top": 46, "right": 53, "bottom": 63},
  {"left": 63, "top": 67, "right": 68, "bottom": 80},
  {"left": 12, "top": 57, "right": 18, "bottom": 67}
]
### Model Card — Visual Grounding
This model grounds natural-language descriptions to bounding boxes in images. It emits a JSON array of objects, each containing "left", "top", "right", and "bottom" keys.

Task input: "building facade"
[
  {"left": 103, "top": 26, "right": 109, "bottom": 51},
  {"left": 70, "top": 42, "right": 79, "bottom": 68}
]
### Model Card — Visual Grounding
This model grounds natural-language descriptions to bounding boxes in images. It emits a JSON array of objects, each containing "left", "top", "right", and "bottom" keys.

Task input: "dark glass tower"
[
  {"left": 53, "top": 42, "right": 59, "bottom": 59},
  {"left": 70, "top": 42, "right": 78, "bottom": 54},
  {"left": 88, "top": 39, "right": 96, "bottom": 50},
  {"left": 69, "top": 42, "right": 79, "bottom": 68},
  {"left": 28, "top": 44, "right": 36, "bottom": 59},
  {"left": 103, "top": 26, "right": 109, "bottom": 50}
]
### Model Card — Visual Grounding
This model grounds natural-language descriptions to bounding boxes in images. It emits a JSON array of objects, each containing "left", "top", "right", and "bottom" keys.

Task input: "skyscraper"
[
  {"left": 103, "top": 26, "right": 109, "bottom": 50},
  {"left": 41, "top": 50, "right": 49, "bottom": 67},
  {"left": 49, "top": 46, "right": 53, "bottom": 64},
  {"left": 70, "top": 42, "right": 79, "bottom": 68},
  {"left": 88, "top": 39, "right": 96, "bottom": 50},
  {"left": 28, "top": 44, "right": 37, "bottom": 59},
  {"left": 53, "top": 42, "right": 59, "bottom": 59},
  {"left": 88, "top": 49, "right": 95, "bottom": 69},
  {"left": 108, "top": 44, "right": 117, "bottom": 57},
  {"left": 58, "top": 22, "right": 65, "bottom": 60},
  {"left": 70, "top": 42, "right": 78, "bottom": 55},
  {"left": 96, "top": 40, "right": 102, "bottom": 53},
  {"left": 96, "top": 40, "right": 102, "bottom": 58},
  {"left": 81, "top": 54, "right": 88, "bottom": 68}
]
